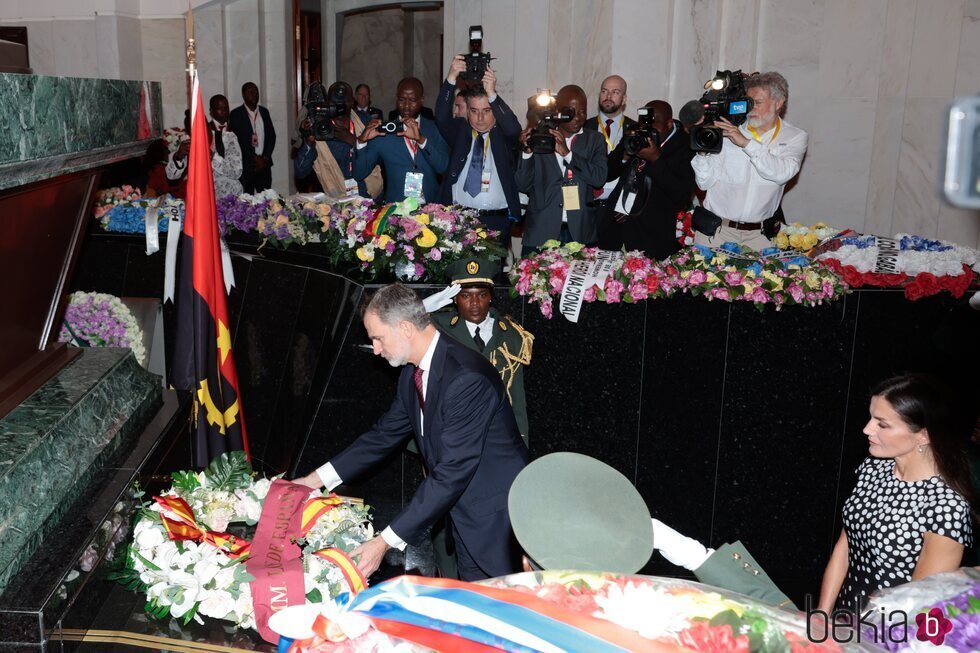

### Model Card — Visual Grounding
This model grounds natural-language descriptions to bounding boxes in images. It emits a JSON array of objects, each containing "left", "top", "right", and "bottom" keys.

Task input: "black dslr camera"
[
  {"left": 623, "top": 107, "right": 660, "bottom": 157},
  {"left": 459, "top": 25, "right": 493, "bottom": 84},
  {"left": 528, "top": 106, "right": 574, "bottom": 154},
  {"left": 689, "top": 70, "right": 754, "bottom": 154},
  {"left": 304, "top": 82, "right": 348, "bottom": 141}
]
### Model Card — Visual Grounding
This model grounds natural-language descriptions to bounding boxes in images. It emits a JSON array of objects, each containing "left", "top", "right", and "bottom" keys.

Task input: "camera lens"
[{"left": 693, "top": 127, "right": 720, "bottom": 150}]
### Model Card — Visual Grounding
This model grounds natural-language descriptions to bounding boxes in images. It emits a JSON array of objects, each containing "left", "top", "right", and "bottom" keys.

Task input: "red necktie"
[
  {"left": 414, "top": 366, "right": 425, "bottom": 408},
  {"left": 605, "top": 118, "right": 614, "bottom": 135}
]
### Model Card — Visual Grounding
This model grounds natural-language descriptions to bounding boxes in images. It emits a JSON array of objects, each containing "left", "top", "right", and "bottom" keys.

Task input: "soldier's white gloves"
[
  {"left": 422, "top": 284, "right": 460, "bottom": 313},
  {"left": 651, "top": 518, "right": 713, "bottom": 570}
]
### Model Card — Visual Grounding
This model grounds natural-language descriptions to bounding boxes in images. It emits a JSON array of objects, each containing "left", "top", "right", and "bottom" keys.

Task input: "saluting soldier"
[{"left": 425, "top": 257, "right": 533, "bottom": 442}]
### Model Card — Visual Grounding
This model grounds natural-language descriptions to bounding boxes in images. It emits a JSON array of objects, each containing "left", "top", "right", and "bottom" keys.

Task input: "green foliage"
[
  {"left": 171, "top": 470, "right": 202, "bottom": 493},
  {"left": 203, "top": 451, "right": 254, "bottom": 491},
  {"left": 306, "top": 588, "right": 323, "bottom": 603}
]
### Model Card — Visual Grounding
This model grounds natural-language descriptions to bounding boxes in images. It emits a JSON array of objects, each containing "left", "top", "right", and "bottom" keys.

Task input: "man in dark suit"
[
  {"left": 229, "top": 81, "right": 277, "bottom": 193},
  {"left": 435, "top": 55, "right": 522, "bottom": 256},
  {"left": 597, "top": 100, "right": 697, "bottom": 259},
  {"left": 583, "top": 75, "right": 638, "bottom": 209},
  {"left": 354, "top": 77, "right": 449, "bottom": 203},
  {"left": 295, "top": 284, "right": 528, "bottom": 581},
  {"left": 516, "top": 85, "right": 607, "bottom": 255},
  {"left": 353, "top": 84, "right": 384, "bottom": 125}
]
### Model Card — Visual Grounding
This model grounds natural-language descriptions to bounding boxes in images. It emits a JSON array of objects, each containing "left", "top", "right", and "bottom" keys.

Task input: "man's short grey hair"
[
  {"left": 746, "top": 72, "right": 789, "bottom": 110},
  {"left": 362, "top": 283, "right": 431, "bottom": 329}
]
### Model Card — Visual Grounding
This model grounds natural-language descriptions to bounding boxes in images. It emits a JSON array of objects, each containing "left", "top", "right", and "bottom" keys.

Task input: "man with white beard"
[{"left": 690, "top": 71, "right": 808, "bottom": 251}]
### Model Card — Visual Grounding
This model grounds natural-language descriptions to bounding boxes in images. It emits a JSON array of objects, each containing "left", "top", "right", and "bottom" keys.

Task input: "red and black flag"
[{"left": 172, "top": 73, "right": 250, "bottom": 467}]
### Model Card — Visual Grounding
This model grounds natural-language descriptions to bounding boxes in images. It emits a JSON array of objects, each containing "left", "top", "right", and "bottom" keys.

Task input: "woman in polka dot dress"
[{"left": 817, "top": 373, "right": 975, "bottom": 614}]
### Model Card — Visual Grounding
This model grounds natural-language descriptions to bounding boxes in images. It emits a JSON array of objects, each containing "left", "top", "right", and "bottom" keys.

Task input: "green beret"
[
  {"left": 445, "top": 257, "right": 500, "bottom": 286},
  {"left": 508, "top": 452, "right": 653, "bottom": 574}
]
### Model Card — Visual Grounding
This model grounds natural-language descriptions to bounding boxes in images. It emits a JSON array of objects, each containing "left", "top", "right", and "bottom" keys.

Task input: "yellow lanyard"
[
  {"left": 747, "top": 118, "right": 781, "bottom": 148},
  {"left": 598, "top": 115, "right": 624, "bottom": 153}
]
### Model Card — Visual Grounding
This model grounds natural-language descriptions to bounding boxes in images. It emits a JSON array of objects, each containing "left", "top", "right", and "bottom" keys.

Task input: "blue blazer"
[
  {"left": 352, "top": 117, "right": 448, "bottom": 203},
  {"left": 434, "top": 80, "right": 522, "bottom": 218},
  {"left": 330, "top": 334, "right": 528, "bottom": 577}
]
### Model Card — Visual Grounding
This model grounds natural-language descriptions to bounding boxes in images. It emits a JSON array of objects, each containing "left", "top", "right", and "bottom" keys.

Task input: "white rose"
[
  {"left": 134, "top": 522, "right": 166, "bottom": 549},
  {"left": 198, "top": 591, "right": 237, "bottom": 620}
]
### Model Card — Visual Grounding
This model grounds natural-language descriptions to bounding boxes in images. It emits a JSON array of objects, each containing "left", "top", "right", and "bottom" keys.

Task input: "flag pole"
[{"left": 185, "top": 2, "right": 196, "bottom": 110}]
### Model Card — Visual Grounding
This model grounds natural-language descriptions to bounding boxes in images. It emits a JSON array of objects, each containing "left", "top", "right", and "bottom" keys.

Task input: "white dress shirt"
[
  {"left": 315, "top": 331, "right": 441, "bottom": 551},
  {"left": 246, "top": 105, "right": 265, "bottom": 156},
  {"left": 463, "top": 313, "right": 495, "bottom": 344},
  {"left": 452, "top": 131, "right": 508, "bottom": 210},
  {"left": 690, "top": 118, "right": 808, "bottom": 223}
]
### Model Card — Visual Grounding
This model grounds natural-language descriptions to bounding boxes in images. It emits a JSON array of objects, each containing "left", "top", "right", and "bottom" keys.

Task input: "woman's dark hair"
[{"left": 872, "top": 373, "right": 977, "bottom": 521}]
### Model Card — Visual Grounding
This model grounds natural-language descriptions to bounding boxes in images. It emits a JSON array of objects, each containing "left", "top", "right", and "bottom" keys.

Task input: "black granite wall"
[{"left": 72, "top": 234, "right": 980, "bottom": 606}]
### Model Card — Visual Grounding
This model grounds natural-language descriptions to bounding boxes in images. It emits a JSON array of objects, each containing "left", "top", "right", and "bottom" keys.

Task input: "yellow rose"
[
  {"left": 724, "top": 265, "right": 737, "bottom": 273},
  {"left": 788, "top": 233, "right": 804, "bottom": 249},
  {"left": 477, "top": 229, "right": 488, "bottom": 239},
  {"left": 414, "top": 213, "right": 430, "bottom": 225},
  {"left": 775, "top": 232, "right": 790, "bottom": 249},
  {"left": 805, "top": 270, "right": 821, "bottom": 289},
  {"left": 356, "top": 246, "right": 374, "bottom": 262},
  {"left": 714, "top": 254, "right": 728, "bottom": 265},
  {"left": 680, "top": 270, "right": 692, "bottom": 279},
  {"left": 377, "top": 234, "right": 393, "bottom": 249},
  {"left": 803, "top": 233, "right": 818, "bottom": 250},
  {"left": 813, "top": 221, "right": 827, "bottom": 229},
  {"left": 706, "top": 272, "right": 721, "bottom": 284},
  {"left": 416, "top": 227, "right": 437, "bottom": 248}
]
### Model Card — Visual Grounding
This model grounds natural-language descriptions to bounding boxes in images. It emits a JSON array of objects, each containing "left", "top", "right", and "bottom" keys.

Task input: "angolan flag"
[{"left": 171, "top": 72, "right": 249, "bottom": 466}]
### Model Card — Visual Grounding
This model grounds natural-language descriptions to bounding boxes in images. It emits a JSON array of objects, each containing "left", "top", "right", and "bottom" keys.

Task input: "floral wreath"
[
  {"left": 59, "top": 291, "right": 147, "bottom": 365},
  {"left": 112, "top": 452, "right": 374, "bottom": 630}
]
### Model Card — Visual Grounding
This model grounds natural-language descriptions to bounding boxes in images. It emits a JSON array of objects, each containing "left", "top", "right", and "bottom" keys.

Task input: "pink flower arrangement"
[
  {"left": 92, "top": 185, "right": 143, "bottom": 219},
  {"left": 509, "top": 242, "right": 850, "bottom": 317}
]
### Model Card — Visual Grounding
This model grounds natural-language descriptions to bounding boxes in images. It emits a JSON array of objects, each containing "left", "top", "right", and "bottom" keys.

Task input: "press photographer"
[
  {"left": 294, "top": 81, "right": 382, "bottom": 199},
  {"left": 516, "top": 85, "right": 607, "bottom": 255},
  {"left": 597, "top": 100, "right": 696, "bottom": 259},
  {"left": 689, "top": 70, "right": 808, "bottom": 251}
]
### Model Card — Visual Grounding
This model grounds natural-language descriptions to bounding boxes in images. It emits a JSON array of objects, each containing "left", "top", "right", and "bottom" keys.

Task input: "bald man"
[
  {"left": 516, "top": 85, "right": 607, "bottom": 255},
  {"left": 584, "top": 75, "right": 639, "bottom": 203},
  {"left": 597, "top": 100, "right": 696, "bottom": 259},
  {"left": 354, "top": 77, "right": 449, "bottom": 203}
]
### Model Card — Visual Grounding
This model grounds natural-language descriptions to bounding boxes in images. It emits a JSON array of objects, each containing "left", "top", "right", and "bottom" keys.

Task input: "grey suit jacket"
[{"left": 515, "top": 129, "right": 608, "bottom": 248}]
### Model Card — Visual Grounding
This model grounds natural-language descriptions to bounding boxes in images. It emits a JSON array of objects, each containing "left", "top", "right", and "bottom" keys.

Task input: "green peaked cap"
[{"left": 508, "top": 452, "right": 654, "bottom": 574}]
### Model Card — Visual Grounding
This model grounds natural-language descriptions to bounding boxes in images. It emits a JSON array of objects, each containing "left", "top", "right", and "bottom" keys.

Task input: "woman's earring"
[{"left": 917, "top": 445, "right": 925, "bottom": 454}]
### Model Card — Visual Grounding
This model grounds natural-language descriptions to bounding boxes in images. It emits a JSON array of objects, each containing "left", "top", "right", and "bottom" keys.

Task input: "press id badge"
[
  {"left": 251, "top": 133, "right": 259, "bottom": 147},
  {"left": 404, "top": 171, "right": 425, "bottom": 200},
  {"left": 481, "top": 171, "right": 492, "bottom": 193},
  {"left": 343, "top": 178, "right": 358, "bottom": 198},
  {"left": 562, "top": 185, "right": 581, "bottom": 211}
]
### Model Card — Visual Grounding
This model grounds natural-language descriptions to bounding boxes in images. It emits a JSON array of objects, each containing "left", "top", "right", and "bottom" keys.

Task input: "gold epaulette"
[{"left": 501, "top": 315, "right": 533, "bottom": 366}]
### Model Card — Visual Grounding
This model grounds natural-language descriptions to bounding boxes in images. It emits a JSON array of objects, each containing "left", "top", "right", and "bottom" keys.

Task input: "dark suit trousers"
[
  {"left": 451, "top": 519, "right": 519, "bottom": 581},
  {"left": 246, "top": 166, "right": 272, "bottom": 193}
]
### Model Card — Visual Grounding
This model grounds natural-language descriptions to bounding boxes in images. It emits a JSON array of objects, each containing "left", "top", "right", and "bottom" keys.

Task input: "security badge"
[
  {"left": 344, "top": 178, "right": 358, "bottom": 197},
  {"left": 404, "top": 171, "right": 425, "bottom": 200},
  {"left": 481, "top": 170, "right": 492, "bottom": 193}
]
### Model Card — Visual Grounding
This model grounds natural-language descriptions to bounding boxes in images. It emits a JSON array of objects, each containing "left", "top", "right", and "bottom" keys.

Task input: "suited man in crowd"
[
  {"left": 353, "top": 84, "right": 384, "bottom": 126},
  {"left": 354, "top": 77, "right": 449, "bottom": 203},
  {"left": 516, "top": 85, "right": 607, "bottom": 256},
  {"left": 295, "top": 284, "right": 528, "bottom": 581},
  {"left": 229, "top": 82, "right": 277, "bottom": 193},
  {"left": 435, "top": 55, "right": 522, "bottom": 256},
  {"left": 584, "top": 75, "right": 638, "bottom": 208},
  {"left": 508, "top": 452, "right": 794, "bottom": 609},
  {"left": 597, "top": 100, "right": 697, "bottom": 259}
]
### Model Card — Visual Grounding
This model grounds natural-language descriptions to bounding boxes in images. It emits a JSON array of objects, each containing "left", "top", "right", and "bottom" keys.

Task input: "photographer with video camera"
[
  {"left": 516, "top": 85, "right": 607, "bottom": 256},
  {"left": 294, "top": 81, "right": 382, "bottom": 199},
  {"left": 354, "top": 77, "right": 449, "bottom": 203},
  {"left": 435, "top": 54, "right": 522, "bottom": 257},
  {"left": 689, "top": 71, "right": 808, "bottom": 251},
  {"left": 597, "top": 100, "right": 696, "bottom": 259}
]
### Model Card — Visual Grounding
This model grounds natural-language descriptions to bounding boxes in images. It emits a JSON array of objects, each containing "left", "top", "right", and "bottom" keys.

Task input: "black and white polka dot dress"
[{"left": 837, "top": 457, "right": 973, "bottom": 611}]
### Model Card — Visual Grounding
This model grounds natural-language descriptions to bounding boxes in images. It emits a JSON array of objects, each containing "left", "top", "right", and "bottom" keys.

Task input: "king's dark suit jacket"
[
  {"left": 515, "top": 129, "right": 608, "bottom": 247},
  {"left": 434, "top": 80, "right": 522, "bottom": 218},
  {"left": 330, "top": 334, "right": 528, "bottom": 577}
]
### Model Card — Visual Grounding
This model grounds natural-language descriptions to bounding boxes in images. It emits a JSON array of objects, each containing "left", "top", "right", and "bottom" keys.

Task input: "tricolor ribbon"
[
  {"left": 153, "top": 495, "right": 251, "bottom": 558},
  {"left": 364, "top": 204, "right": 396, "bottom": 237}
]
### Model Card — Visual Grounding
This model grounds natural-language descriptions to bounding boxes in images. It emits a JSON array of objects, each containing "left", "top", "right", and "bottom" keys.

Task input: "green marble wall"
[
  {"left": 0, "top": 348, "right": 161, "bottom": 594},
  {"left": 0, "top": 73, "right": 162, "bottom": 191}
]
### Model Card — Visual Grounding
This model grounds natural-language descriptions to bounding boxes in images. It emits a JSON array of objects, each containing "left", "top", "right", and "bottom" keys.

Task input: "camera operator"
[
  {"left": 690, "top": 71, "right": 807, "bottom": 250},
  {"left": 354, "top": 77, "right": 449, "bottom": 203},
  {"left": 585, "top": 75, "right": 638, "bottom": 204},
  {"left": 293, "top": 81, "right": 381, "bottom": 199},
  {"left": 597, "top": 100, "right": 696, "bottom": 259},
  {"left": 435, "top": 54, "right": 522, "bottom": 257},
  {"left": 516, "top": 85, "right": 607, "bottom": 256}
]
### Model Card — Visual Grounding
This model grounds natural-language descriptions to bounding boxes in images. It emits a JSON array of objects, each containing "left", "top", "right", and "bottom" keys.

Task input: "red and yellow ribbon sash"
[
  {"left": 364, "top": 204, "right": 396, "bottom": 237},
  {"left": 153, "top": 495, "right": 251, "bottom": 558}
]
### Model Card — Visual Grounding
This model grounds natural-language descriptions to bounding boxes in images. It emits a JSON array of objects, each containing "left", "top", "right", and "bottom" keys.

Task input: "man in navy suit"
[
  {"left": 353, "top": 77, "right": 449, "bottom": 203},
  {"left": 229, "top": 82, "right": 276, "bottom": 193},
  {"left": 295, "top": 284, "right": 528, "bottom": 581},
  {"left": 435, "top": 55, "right": 521, "bottom": 256}
]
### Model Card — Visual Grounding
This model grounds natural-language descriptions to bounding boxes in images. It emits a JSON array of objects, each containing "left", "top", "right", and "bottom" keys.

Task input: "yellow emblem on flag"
[
  {"left": 466, "top": 261, "right": 479, "bottom": 275},
  {"left": 217, "top": 320, "right": 232, "bottom": 365},
  {"left": 197, "top": 379, "right": 239, "bottom": 434}
]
